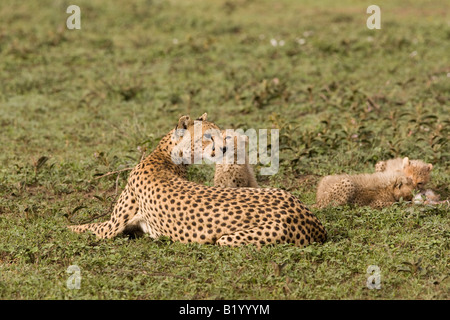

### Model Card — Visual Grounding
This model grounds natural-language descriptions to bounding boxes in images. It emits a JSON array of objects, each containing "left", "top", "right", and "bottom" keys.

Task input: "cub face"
[
  {"left": 402, "top": 157, "right": 433, "bottom": 190},
  {"left": 220, "top": 130, "right": 249, "bottom": 165},
  {"left": 392, "top": 175, "right": 414, "bottom": 201}
]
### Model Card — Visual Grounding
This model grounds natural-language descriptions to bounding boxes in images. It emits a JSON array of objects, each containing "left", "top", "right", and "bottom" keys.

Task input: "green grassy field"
[{"left": 0, "top": 0, "right": 449, "bottom": 300}]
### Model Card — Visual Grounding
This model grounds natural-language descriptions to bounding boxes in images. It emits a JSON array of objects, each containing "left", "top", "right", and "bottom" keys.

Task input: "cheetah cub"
[
  {"left": 314, "top": 171, "right": 414, "bottom": 209},
  {"left": 375, "top": 157, "right": 433, "bottom": 190},
  {"left": 214, "top": 130, "right": 258, "bottom": 188}
]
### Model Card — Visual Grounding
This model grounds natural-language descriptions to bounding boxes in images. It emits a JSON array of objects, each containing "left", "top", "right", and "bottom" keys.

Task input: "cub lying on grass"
[
  {"left": 375, "top": 157, "right": 433, "bottom": 190},
  {"left": 214, "top": 130, "right": 258, "bottom": 188},
  {"left": 314, "top": 171, "right": 415, "bottom": 209}
]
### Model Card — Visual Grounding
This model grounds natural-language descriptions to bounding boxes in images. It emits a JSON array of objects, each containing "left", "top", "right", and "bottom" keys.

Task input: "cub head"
[
  {"left": 169, "top": 113, "right": 222, "bottom": 165},
  {"left": 392, "top": 175, "right": 414, "bottom": 201},
  {"left": 220, "top": 130, "right": 249, "bottom": 165},
  {"left": 402, "top": 157, "right": 433, "bottom": 190}
]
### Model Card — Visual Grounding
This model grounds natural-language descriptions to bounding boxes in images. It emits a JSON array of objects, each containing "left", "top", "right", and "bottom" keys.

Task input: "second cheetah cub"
[
  {"left": 315, "top": 171, "right": 414, "bottom": 209},
  {"left": 214, "top": 130, "right": 258, "bottom": 188},
  {"left": 375, "top": 157, "right": 433, "bottom": 190}
]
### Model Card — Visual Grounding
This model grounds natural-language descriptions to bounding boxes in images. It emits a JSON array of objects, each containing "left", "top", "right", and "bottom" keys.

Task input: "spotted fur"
[
  {"left": 69, "top": 114, "right": 326, "bottom": 247},
  {"left": 375, "top": 157, "right": 433, "bottom": 190},
  {"left": 314, "top": 171, "right": 415, "bottom": 209},
  {"left": 214, "top": 130, "right": 258, "bottom": 188}
]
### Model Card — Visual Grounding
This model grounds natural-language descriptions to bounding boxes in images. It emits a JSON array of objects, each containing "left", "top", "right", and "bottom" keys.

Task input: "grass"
[{"left": 0, "top": 0, "right": 449, "bottom": 300}]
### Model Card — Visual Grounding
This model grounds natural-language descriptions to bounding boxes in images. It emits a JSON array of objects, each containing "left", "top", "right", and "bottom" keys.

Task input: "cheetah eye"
[
  {"left": 225, "top": 136, "right": 232, "bottom": 140},
  {"left": 204, "top": 133, "right": 211, "bottom": 140}
]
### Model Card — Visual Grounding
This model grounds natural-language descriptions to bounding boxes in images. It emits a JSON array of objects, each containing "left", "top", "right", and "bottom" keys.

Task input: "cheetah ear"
[
  {"left": 402, "top": 157, "right": 410, "bottom": 169},
  {"left": 393, "top": 177, "right": 403, "bottom": 189},
  {"left": 427, "top": 164, "right": 433, "bottom": 171},
  {"left": 176, "top": 115, "right": 191, "bottom": 130},
  {"left": 196, "top": 113, "right": 208, "bottom": 121}
]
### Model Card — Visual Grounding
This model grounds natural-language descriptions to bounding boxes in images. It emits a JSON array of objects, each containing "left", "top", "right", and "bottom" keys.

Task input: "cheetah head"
[
  {"left": 169, "top": 113, "right": 222, "bottom": 165},
  {"left": 402, "top": 157, "right": 433, "bottom": 190},
  {"left": 392, "top": 175, "right": 414, "bottom": 201}
]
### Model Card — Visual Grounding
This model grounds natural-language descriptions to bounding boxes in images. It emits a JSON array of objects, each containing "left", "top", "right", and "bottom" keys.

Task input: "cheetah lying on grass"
[
  {"left": 314, "top": 171, "right": 415, "bottom": 209},
  {"left": 375, "top": 157, "right": 433, "bottom": 190},
  {"left": 214, "top": 130, "right": 258, "bottom": 188},
  {"left": 69, "top": 114, "right": 326, "bottom": 247}
]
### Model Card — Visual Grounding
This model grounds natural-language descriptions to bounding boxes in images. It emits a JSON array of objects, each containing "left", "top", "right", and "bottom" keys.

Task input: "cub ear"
[
  {"left": 176, "top": 115, "right": 191, "bottom": 130},
  {"left": 427, "top": 164, "right": 433, "bottom": 171},
  {"left": 238, "top": 133, "right": 249, "bottom": 145},
  {"left": 402, "top": 157, "right": 410, "bottom": 169},
  {"left": 394, "top": 177, "right": 403, "bottom": 189},
  {"left": 196, "top": 113, "right": 208, "bottom": 121}
]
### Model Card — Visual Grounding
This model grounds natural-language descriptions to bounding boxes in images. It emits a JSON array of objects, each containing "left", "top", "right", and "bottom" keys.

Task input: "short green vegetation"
[{"left": 0, "top": 0, "right": 448, "bottom": 299}]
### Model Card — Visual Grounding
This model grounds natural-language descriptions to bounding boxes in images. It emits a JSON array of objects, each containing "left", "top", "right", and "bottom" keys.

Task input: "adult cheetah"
[{"left": 69, "top": 114, "right": 326, "bottom": 247}]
